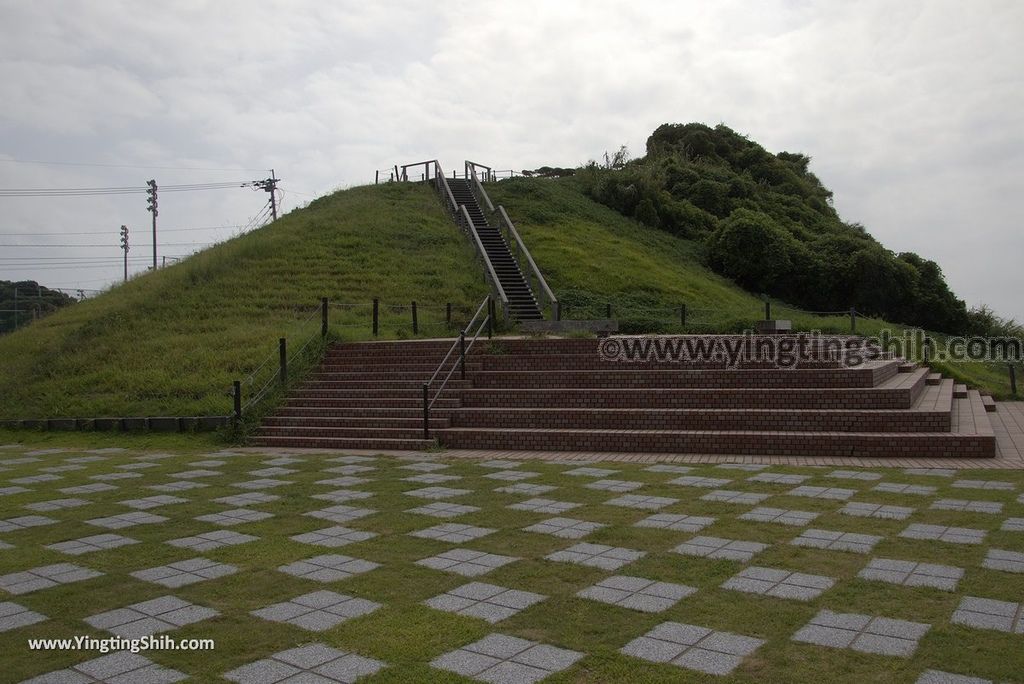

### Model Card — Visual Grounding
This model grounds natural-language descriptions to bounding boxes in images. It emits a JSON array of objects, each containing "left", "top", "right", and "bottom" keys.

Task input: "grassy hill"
[{"left": 0, "top": 175, "right": 1016, "bottom": 421}]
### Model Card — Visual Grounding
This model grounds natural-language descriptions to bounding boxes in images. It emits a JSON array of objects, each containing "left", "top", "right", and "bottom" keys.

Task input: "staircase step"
[
  {"left": 252, "top": 436, "right": 435, "bottom": 450},
  {"left": 982, "top": 396, "right": 997, "bottom": 412},
  {"left": 954, "top": 384, "right": 968, "bottom": 398},
  {"left": 926, "top": 372, "right": 942, "bottom": 386}
]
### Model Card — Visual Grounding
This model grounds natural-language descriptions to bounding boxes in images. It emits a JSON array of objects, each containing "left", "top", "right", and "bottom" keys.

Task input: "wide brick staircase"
[
  {"left": 254, "top": 337, "right": 996, "bottom": 458},
  {"left": 448, "top": 178, "right": 543, "bottom": 321}
]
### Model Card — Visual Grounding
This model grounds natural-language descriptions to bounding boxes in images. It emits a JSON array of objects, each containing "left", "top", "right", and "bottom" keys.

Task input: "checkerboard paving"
[
  {"left": 858, "top": 558, "right": 964, "bottom": 591},
  {"left": 409, "top": 523, "right": 496, "bottom": 543},
  {"left": 195, "top": 508, "right": 274, "bottom": 526},
  {"left": 508, "top": 497, "right": 581, "bottom": 514},
  {"left": 432, "top": 633, "right": 583, "bottom": 683},
  {"left": 634, "top": 513, "right": 716, "bottom": 532},
  {"left": 982, "top": 548, "right": 1024, "bottom": 573},
  {"left": 495, "top": 482, "right": 556, "bottom": 495},
  {"left": 740, "top": 506, "right": 819, "bottom": 526},
  {"left": 701, "top": 489, "right": 770, "bottom": 505},
  {"left": 403, "top": 472, "right": 462, "bottom": 484},
  {"left": 900, "top": 524, "right": 987, "bottom": 545},
  {"left": 212, "top": 492, "right": 279, "bottom": 507},
  {"left": 417, "top": 549, "right": 519, "bottom": 577},
  {"left": 290, "top": 526, "right": 378, "bottom": 548},
  {"left": 224, "top": 643, "right": 385, "bottom": 683},
  {"left": 577, "top": 575, "right": 696, "bottom": 612},
  {"left": 485, "top": 469, "right": 539, "bottom": 481},
  {"left": 673, "top": 536, "right": 768, "bottom": 562},
  {"left": 22, "top": 652, "right": 187, "bottom": 683},
  {"left": 0, "top": 601, "right": 46, "bottom": 632},
  {"left": 792, "top": 609, "right": 931, "bottom": 657},
  {"left": 251, "top": 590, "right": 381, "bottom": 632},
  {"left": 85, "top": 595, "right": 218, "bottom": 638},
  {"left": 404, "top": 486, "right": 471, "bottom": 500},
  {"left": 232, "top": 478, "right": 290, "bottom": 490},
  {"left": 131, "top": 557, "right": 239, "bottom": 588},
  {"left": 604, "top": 493, "right": 678, "bottom": 510},
  {"left": 316, "top": 476, "right": 371, "bottom": 487},
  {"left": 565, "top": 466, "right": 617, "bottom": 477},
  {"left": 621, "top": 622, "right": 766, "bottom": 675},
  {"left": 873, "top": 483, "right": 937, "bottom": 495},
  {"left": 950, "top": 596, "right": 1024, "bottom": 633},
  {"left": 46, "top": 533, "right": 139, "bottom": 555},
  {"left": 748, "top": 472, "right": 810, "bottom": 485},
  {"left": 312, "top": 489, "right": 374, "bottom": 503},
  {"left": 669, "top": 475, "right": 732, "bottom": 488},
  {"left": 166, "top": 530, "right": 258, "bottom": 551},
  {"left": 840, "top": 501, "right": 916, "bottom": 520},
  {"left": 406, "top": 501, "right": 480, "bottom": 518},
  {"left": 585, "top": 478, "right": 642, "bottom": 492},
  {"left": 0, "top": 562, "right": 102, "bottom": 594},
  {"left": 790, "top": 529, "right": 883, "bottom": 554},
  {"left": 478, "top": 459, "right": 522, "bottom": 469},
  {"left": 425, "top": 582, "right": 546, "bottom": 623},
  {"left": 722, "top": 566, "right": 835, "bottom": 601},
  {"left": 545, "top": 542, "right": 646, "bottom": 570},
  {"left": 278, "top": 554, "right": 379, "bottom": 582},
  {"left": 645, "top": 464, "right": 693, "bottom": 474},
  {"left": 304, "top": 505, "right": 375, "bottom": 523},
  {"left": 828, "top": 469, "right": 883, "bottom": 481},
  {"left": 930, "top": 499, "right": 1004, "bottom": 514},
  {"left": 62, "top": 482, "right": 117, "bottom": 494},
  {"left": 85, "top": 511, "right": 168, "bottom": 529},
  {"left": 523, "top": 516, "right": 606, "bottom": 539},
  {"left": 120, "top": 494, "right": 189, "bottom": 509},
  {"left": 24, "top": 497, "right": 88, "bottom": 511},
  {"left": 401, "top": 461, "right": 448, "bottom": 472}
]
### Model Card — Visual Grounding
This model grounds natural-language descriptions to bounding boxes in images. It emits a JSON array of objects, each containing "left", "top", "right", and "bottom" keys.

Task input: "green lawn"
[{"left": 1, "top": 435, "right": 1022, "bottom": 682}]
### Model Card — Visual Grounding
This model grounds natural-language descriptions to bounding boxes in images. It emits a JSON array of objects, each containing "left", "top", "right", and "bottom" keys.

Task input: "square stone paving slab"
[
  {"left": 930, "top": 499, "right": 1003, "bottom": 514},
  {"left": 740, "top": 507, "right": 819, "bottom": 526},
  {"left": 722, "top": 566, "right": 834, "bottom": 601},
  {"left": 872, "top": 483, "right": 937, "bottom": 496},
  {"left": 982, "top": 548, "right": 1024, "bottom": 573},
  {"left": 408, "top": 523, "right": 492, "bottom": 544},
  {"left": 950, "top": 596, "right": 1024, "bottom": 633},
  {"left": 305, "top": 505, "right": 376, "bottom": 524},
  {"left": 545, "top": 542, "right": 645, "bottom": 571},
  {"left": 673, "top": 536, "right": 768, "bottom": 562},
  {"left": 951, "top": 479, "right": 1015, "bottom": 491},
  {"left": 425, "top": 581, "right": 546, "bottom": 623},
  {"left": 748, "top": 472, "right": 810, "bottom": 485},
  {"left": 22, "top": 652, "right": 187, "bottom": 683},
  {"left": 858, "top": 558, "right": 964, "bottom": 591},
  {"left": 787, "top": 486, "right": 856, "bottom": 501},
  {"left": 792, "top": 609, "right": 930, "bottom": 657},
  {"left": 279, "top": 554, "right": 379, "bottom": 582},
  {"left": 668, "top": 475, "right": 732, "bottom": 488},
  {"left": 790, "top": 529, "right": 883, "bottom": 554},
  {"left": 900, "top": 524, "right": 986, "bottom": 545},
  {"left": 485, "top": 470, "right": 539, "bottom": 482},
  {"left": 252, "top": 590, "right": 381, "bottom": 632},
  {"left": 841, "top": 502, "right": 915, "bottom": 520},
  {"left": 1001, "top": 517, "right": 1024, "bottom": 532},
  {"left": 61, "top": 482, "right": 118, "bottom": 495},
  {"left": 827, "top": 469, "right": 882, "bottom": 481},
  {"left": 195, "top": 508, "right": 275, "bottom": 526},
  {"left": 313, "top": 489, "right": 374, "bottom": 504},
  {"left": 119, "top": 494, "right": 189, "bottom": 509},
  {"left": 166, "top": 530, "right": 258, "bottom": 551},
  {"left": 85, "top": 511, "right": 169, "bottom": 529},
  {"left": 406, "top": 501, "right": 481, "bottom": 518},
  {"left": 401, "top": 462, "right": 449, "bottom": 472},
  {"left": 621, "top": 621, "right": 765, "bottom": 675},
  {"left": 578, "top": 575, "right": 696, "bottom": 612},
  {"left": 0, "top": 601, "right": 46, "bottom": 632},
  {"left": 0, "top": 563, "right": 102, "bottom": 595},
  {"left": 904, "top": 468, "right": 956, "bottom": 477},
  {"left": 645, "top": 464, "right": 694, "bottom": 474},
  {"left": 586, "top": 479, "right": 643, "bottom": 492},
  {"left": 403, "top": 473, "right": 462, "bottom": 484},
  {"left": 495, "top": 483, "right": 556, "bottom": 496},
  {"left": 508, "top": 498, "right": 581, "bottom": 514},
  {"left": 291, "top": 526, "right": 379, "bottom": 548},
  {"left": 232, "top": 478, "right": 290, "bottom": 490},
  {"left": 148, "top": 481, "right": 206, "bottom": 492},
  {"left": 915, "top": 670, "right": 992, "bottom": 684},
  {"left": 634, "top": 513, "right": 716, "bottom": 532},
  {"left": 46, "top": 534, "right": 139, "bottom": 555},
  {"left": 85, "top": 595, "right": 218, "bottom": 638},
  {"left": 131, "top": 557, "right": 239, "bottom": 588},
  {"left": 605, "top": 494, "right": 679, "bottom": 510},
  {"left": 224, "top": 642, "right": 385, "bottom": 683},
  {"left": 417, "top": 549, "right": 519, "bottom": 577},
  {"left": 404, "top": 486, "right": 471, "bottom": 500},
  {"left": 213, "top": 492, "right": 280, "bottom": 507},
  {"left": 701, "top": 490, "right": 770, "bottom": 505},
  {"left": 478, "top": 459, "right": 522, "bottom": 469},
  {"left": 0, "top": 515, "right": 58, "bottom": 533},
  {"left": 523, "top": 517, "right": 606, "bottom": 539},
  {"left": 24, "top": 497, "right": 89, "bottom": 512},
  {"left": 565, "top": 466, "right": 617, "bottom": 477},
  {"left": 432, "top": 633, "right": 583, "bottom": 683}
]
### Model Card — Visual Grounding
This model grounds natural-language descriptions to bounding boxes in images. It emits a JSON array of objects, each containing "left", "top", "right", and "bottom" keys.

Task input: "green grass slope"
[{"left": 0, "top": 183, "right": 487, "bottom": 419}]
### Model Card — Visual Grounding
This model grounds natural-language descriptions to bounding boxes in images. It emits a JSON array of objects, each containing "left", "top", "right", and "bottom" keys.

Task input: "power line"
[
  {"left": 0, "top": 224, "right": 246, "bottom": 236},
  {"left": 0, "top": 180, "right": 257, "bottom": 197},
  {"left": 0, "top": 241, "right": 217, "bottom": 247}
]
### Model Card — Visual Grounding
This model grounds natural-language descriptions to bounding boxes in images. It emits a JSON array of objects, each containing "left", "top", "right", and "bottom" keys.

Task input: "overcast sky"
[{"left": 1, "top": 0, "right": 1021, "bottom": 322}]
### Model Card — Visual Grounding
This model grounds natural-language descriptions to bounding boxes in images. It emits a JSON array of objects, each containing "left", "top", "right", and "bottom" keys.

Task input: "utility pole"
[
  {"left": 119, "top": 225, "right": 129, "bottom": 282},
  {"left": 146, "top": 179, "right": 158, "bottom": 269},
  {"left": 254, "top": 170, "right": 279, "bottom": 222}
]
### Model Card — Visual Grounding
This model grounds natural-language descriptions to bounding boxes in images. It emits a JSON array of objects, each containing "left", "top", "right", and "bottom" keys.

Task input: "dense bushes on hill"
[
  {"left": 0, "top": 280, "right": 77, "bottom": 334},
  {"left": 575, "top": 122, "right": 969, "bottom": 333}
]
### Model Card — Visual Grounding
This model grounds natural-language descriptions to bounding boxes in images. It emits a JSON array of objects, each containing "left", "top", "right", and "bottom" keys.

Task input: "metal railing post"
[
  {"left": 681, "top": 303, "right": 687, "bottom": 328},
  {"left": 372, "top": 298, "right": 379, "bottom": 337},
  {"left": 606, "top": 302, "right": 612, "bottom": 319},
  {"left": 1010, "top": 364, "right": 1018, "bottom": 398},
  {"left": 233, "top": 380, "right": 241, "bottom": 421},
  {"left": 446, "top": 302, "right": 452, "bottom": 329},
  {"left": 459, "top": 332, "right": 467, "bottom": 380},
  {"left": 422, "top": 383, "right": 430, "bottom": 439},
  {"left": 850, "top": 307, "right": 857, "bottom": 334},
  {"left": 487, "top": 297, "right": 494, "bottom": 339},
  {"left": 412, "top": 301, "right": 418, "bottom": 335},
  {"left": 764, "top": 301, "right": 771, "bottom": 320},
  {"left": 321, "top": 297, "right": 329, "bottom": 337},
  {"left": 279, "top": 338, "right": 288, "bottom": 386}
]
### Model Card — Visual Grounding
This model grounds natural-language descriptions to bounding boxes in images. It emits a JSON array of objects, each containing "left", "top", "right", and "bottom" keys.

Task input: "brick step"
[
  {"left": 899, "top": 362, "right": 918, "bottom": 372},
  {"left": 465, "top": 364, "right": 898, "bottom": 390},
  {"left": 315, "top": 364, "right": 480, "bottom": 374},
  {"left": 475, "top": 355, "right": 846, "bottom": 371},
  {"left": 276, "top": 407, "right": 453, "bottom": 419},
  {"left": 459, "top": 368, "right": 927, "bottom": 410},
  {"left": 257, "top": 425, "right": 430, "bottom": 440},
  {"left": 283, "top": 397, "right": 460, "bottom": 409},
  {"left": 926, "top": 372, "right": 942, "bottom": 385},
  {"left": 449, "top": 406, "right": 951, "bottom": 433},
  {"left": 437, "top": 427, "right": 995, "bottom": 458},
  {"left": 288, "top": 388, "right": 436, "bottom": 399},
  {"left": 954, "top": 384, "right": 968, "bottom": 398},
  {"left": 953, "top": 391, "right": 995, "bottom": 437},
  {"left": 251, "top": 436, "right": 435, "bottom": 450},
  {"left": 263, "top": 416, "right": 451, "bottom": 429},
  {"left": 301, "top": 379, "right": 471, "bottom": 389},
  {"left": 983, "top": 396, "right": 997, "bottom": 413}
]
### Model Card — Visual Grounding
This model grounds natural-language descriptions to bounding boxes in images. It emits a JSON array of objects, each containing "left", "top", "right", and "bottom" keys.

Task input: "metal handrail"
[
  {"left": 469, "top": 166, "right": 495, "bottom": 213},
  {"left": 460, "top": 205, "right": 509, "bottom": 314},
  {"left": 422, "top": 296, "right": 492, "bottom": 439}
]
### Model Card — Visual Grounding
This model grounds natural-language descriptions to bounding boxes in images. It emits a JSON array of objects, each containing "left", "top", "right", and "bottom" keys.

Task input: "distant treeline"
[
  {"left": 575, "top": 122, "right": 970, "bottom": 334},
  {"left": 0, "top": 280, "right": 77, "bottom": 333}
]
